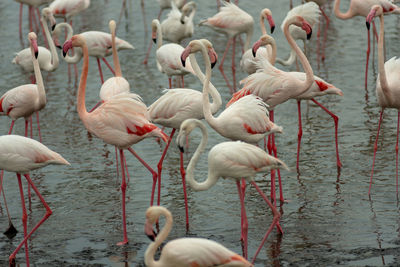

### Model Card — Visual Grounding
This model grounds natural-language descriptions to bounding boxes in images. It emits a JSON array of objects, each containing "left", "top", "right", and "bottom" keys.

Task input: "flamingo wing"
[
  {"left": 99, "top": 77, "right": 130, "bottom": 101},
  {"left": 0, "top": 84, "right": 38, "bottom": 119},
  {"left": 50, "top": 0, "right": 90, "bottom": 17}
]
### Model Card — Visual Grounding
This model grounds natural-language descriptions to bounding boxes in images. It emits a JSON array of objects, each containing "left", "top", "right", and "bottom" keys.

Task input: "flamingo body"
[
  {"left": 376, "top": 57, "right": 400, "bottom": 108},
  {"left": 156, "top": 43, "right": 193, "bottom": 77},
  {"left": 13, "top": 47, "right": 53, "bottom": 72},
  {"left": 335, "top": 0, "right": 400, "bottom": 18},
  {"left": 0, "top": 84, "right": 40, "bottom": 120},
  {"left": 161, "top": 1, "right": 196, "bottom": 43},
  {"left": 99, "top": 77, "right": 130, "bottom": 101},
  {"left": 14, "top": 0, "right": 52, "bottom": 7},
  {"left": 49, "top": 0, "right": 90, "bottom": 19}
]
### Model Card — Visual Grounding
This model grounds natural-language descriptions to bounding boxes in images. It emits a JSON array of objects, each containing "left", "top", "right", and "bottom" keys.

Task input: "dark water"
[{"left": 1, "top": 0, "right": 400, "bottom": 266}]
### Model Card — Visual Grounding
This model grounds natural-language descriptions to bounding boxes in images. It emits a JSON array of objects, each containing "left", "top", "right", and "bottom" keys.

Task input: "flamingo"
[
  {"left": 62, "top": 31, "right": 168, "bottom": 246},
  {"left": 199, "top": 0, "right": 253, "bottom": 90},
  {"left": 0, "top": 134, "right": 69, "bottom": 267},
  {"left": 240, "top": 8, "right": 276, "bottom": 75},
  {"left": 227, "top": 16, "right": 314, "bottom": 203},
  {"left": 13, "top": 7, "right": 59, "bottom": 81},
  {"left": 176, "top": 119, "right": 288, "bottom": 262},
  {"left": 49, "top": 0, "right": 90, "bottom": 24},
  {"left": 144, "top": 206, "right": 253, "bottom": 267},
  {"left": 276, "top": 2, "right": 320, "bottom": 67},
  {"left": 333, "top": 0, "right": 400, "bottom": 89},
  {"left": 148, "top": 39, "right": 220, "bottom": 229},
  {"left": 150, "top": 19, "right": 194, "bottom": 88},
  {"left": 157, "top": 0, "right": 186, "bottom": 19},
  {"left": 161, "top": 1, "right": 196, "bottom": 44},
  {"left": 367, "top": 5, "right": 400, "bottom": 195},
  {"left": 53, "top": 22, "right": 134, "bottom": 84}
]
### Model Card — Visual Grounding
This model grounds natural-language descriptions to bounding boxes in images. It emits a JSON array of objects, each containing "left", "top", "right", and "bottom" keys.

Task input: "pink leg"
[
  {"left": 115, "top": 146, "right": 120, "bottom": 182},
  {"left": 236, "top": 180, "right": 248, "bottom": 259},
  {"left": 102, "top": 58, "right": 115, "bottom": 75},
  {"left": 251, "top": 181, "right": 282, "bottom": 264},
  {"left": 28, "top": 7, "right": 33, "bottom": 32},
  {"left": 117, "top": 149, "right": 129, "bottom": 246},
  {"left": 36, "top": 112, "right": 42, "bottom": 143},
  {"left": 156, "top": 129, "right": 176, "bottom": 205},
  {"left": 232, "top": 36, "right": 237, "bottom": 92},
  {"left": 31, "top": 7, "right": 39, "bottom": 34},
  {"left": 317, "top": 19, "right": 321, "bottom": 64},
  {"left": 297, "top": 100, "right": 302, "bottom": 172},
  {"left": 290, "top": 0, "right": 293, "bottom": 9},
  {"left": 142, "top": 39, "right": 153, "bottom": 65},
  {"left": 396, "top": 112, "right": 399, "bottom": 195},
  {"left": 168, "top": 77, "right": 172, "bottom": 89},
  {"left": 365, "top": 28, "right": 370, "bottom": 90},
  {"left": 179, "top": 151, "right": 189, "bottom": 230},
  {"left": 89, "top": 101, "right": 104, "bottom": 113},
  {"left": 8, "top": 120, "right": 15, "bottom": 135},
  {"left": 97, "top": 58, "right": 104, "bottom": 84},
  {"left": 219, "top": 38, "right": 234, "bottom": 93},
  {"left": 29, "top": 116, "right": 33, "bottom": 139},
  {"left": 320, "top": 7, "right": 329, "bottom": 61},
  {"left": 19, "top": 4, "right": 24, "bottom": 47},
  {"left": 127, "top": 147, "right": 158, "bottom": 205},
  {"left": 369, "top": 109, "right": 384, "bottom": 196},
  {"left": 16, "top": 174, "right": 30, "bottom": 267},
  {"left": 124, "top": 153, "right": 131, "bottom": 184},
  {"left": 24, "top": 119, "right": 28, "bottom": 138},
  {"left": 181, "top": 76, "right": 185, "bottom": 88},
  {"left": 1, "top": 171, "right": 17, "bottom": 238},
  {"left": 311, "top": 98, "right": 342, "bottom": 168},
  {"left": 9, "top": 174, "right": 52, "bottom": 266}
]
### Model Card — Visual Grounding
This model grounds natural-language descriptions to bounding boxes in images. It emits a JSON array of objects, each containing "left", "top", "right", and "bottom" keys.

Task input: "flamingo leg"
[
  {"left": 29, "top": 116, "right": 33, "bottom": 139},
  {"left": 19, "top": 4, "right": 24, "bottom": 47},
  {"left": 396, "top": 112, "right": 399, "bottom": 195},
  {"left": 28, "top": 6, "right": 33, "bottom": 32},
  {"left": 297, "top": 100, "right": 303, "bottom": 172},
  {"left": 232, "top": 36, "right": 237, "bottom": 92},
  {"left": 369, "top": 109, "right": 384, "bottom": 195},
  {"left": 320, "top": 6, "right": 329, "bottom": 61},
  {"left": 102, "top": 58, "right": 115, "bottom": 75},
  {"left": 365, "top": 27, "right": 370, "bottom": 90},
  {"left": 127, "top": 147, "right": 158, "bottom": 206},
  {"left": 269, "top": 110, "right": 277, "bottom": 204},
  {"left": 124, "top": 152, "right": 131, "bottom": 184},
  {"left": 9, "top": 174, "right": 52, "bottom": 266},
  {"left": 311, "top": 98, "right": 342, "bottom": 168},
  {"left": 89, "top": 101, "right": 104, "bottom": 113},
  {"left": 115, "top": 146, "right": 120, "bottom": 183},
  {"left": 142, "top": 39, "right": 153, "bottom": 65},
  {"left": 97, "top": 58, "right": 104, "bottom": 84},
  {"left": 156, "top": 129, "right": 176, "bottom": 206},
  {"left": 219, "top": 38, "right": 232, "bottom": 71},
  {"left": 36, "top": 112, "right": 42, "bottom": 143},
  {"left": 181, "top": 76, "right": 185, "bottom": 88},
  {"left": 251, "top": 181, "right": 282, "bottom": 264},
  {"left": 16, "top": 174, "right": 30, "bottom": 267},
  {"left": 237, "top": 179, "right": 248, "bottom": 259},
  {"left": 117, "top": 149, "right": 129, "bottom": 246},
  {"left": 24, "top": 119, "right": 28, "bottom": 138},
  {"left": 1, "top": 171, "right": 17, "bottom": 238},
  {"left": 168, "top": 77, "right": 172, "bottom": 89},
  {"left": 8, "top": 120, "right": 15, "bottom": 135},
  {"left": 179, "top": 151, "right": 189, "bottom": 230}
]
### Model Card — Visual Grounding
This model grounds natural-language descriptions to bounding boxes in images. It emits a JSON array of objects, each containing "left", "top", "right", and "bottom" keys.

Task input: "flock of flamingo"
[{"left": 1, "top": 0, "right": 400, "bottom": 266}]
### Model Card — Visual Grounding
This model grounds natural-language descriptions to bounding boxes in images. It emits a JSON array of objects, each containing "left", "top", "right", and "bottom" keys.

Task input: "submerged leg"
[
  {"left": 16, "top": 174, "right": 29, "bottom": 267},
  {"left": 296, "top": 100, "right": 303, "bottom": 172},
  {"left": 179, "top": 151, "right": 189, "bottom": 230},
  {"left": 117, "top": 149, "right": 128, "bottom": 246}
]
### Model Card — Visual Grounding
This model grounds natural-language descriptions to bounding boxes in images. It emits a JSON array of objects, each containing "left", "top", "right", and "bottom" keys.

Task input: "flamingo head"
[
  {"left": 261, "top": 8, "right": 275, "bottom": 34},
  {"left": 176, "top": 119, "right": 198, "bottom": 153},
  {"left": 252, "top": 34, "right": 275, "bottom": 57},
  {"left": 366, "top": 5, "right": 383, "bottom": 30},
  {"left": 181, "top": 39, "right": 216, "bottom": 68},
  {"left": 41, "top": 8, "right": 57, "bottom": 31},
  {"left": 292, "top": 16, "right": 312, "bottom": 40},
  {"left": 63, "top": 35, "right": 84, "bottom": 57},
  {"left": 151, "top": 19, "right": 159, "bottom": 43},
  {"left": 144, "top": 207, "right": 164, "bottom": 241},
  {"left": 28, "top": 32, "right": 39, "bottom": 59},
  {"left": 109, "top": 20, "right": 116, "bottom": 35},
  {"left": 200, "top": 39, "right": 218, "bottom": 68}
]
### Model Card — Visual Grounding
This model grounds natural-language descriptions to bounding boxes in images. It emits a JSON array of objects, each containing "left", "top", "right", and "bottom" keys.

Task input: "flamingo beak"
[
  {"left": 366, "top": 9, "right": 377, "bottom": 30},
  {"left": 301, "top": 21, "right": 313, "bottom": 40},
  {"left": 252, "top": 40, "right": 261, "bottom": 57},
  {"left": 307, "top": 30, "right": 312, "bottom": 40},
  {"left": 144, "top": 220, "right": 157, "bottom": 241},
  {"left": 267, "top": 15, "right": 275, "bottom": 34},
  {"left": 32, "top": 39, "right": 39, "bottom": 59},
  {"left": 208, "top": 48, "right": 218, "bottom": 69},
  {"left": 180, "top": 47, "right": 191, "bottom": 67},
  {"left": 178, "top": 145, "right": 184, "bottom": 153},
  {"left": 63, "top": 39, "right": 72, "bottom": 57}
]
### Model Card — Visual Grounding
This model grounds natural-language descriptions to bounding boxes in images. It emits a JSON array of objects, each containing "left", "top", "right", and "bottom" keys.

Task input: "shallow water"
[{"left": 0, "top": 0, "right": 400, "bottom": 266}]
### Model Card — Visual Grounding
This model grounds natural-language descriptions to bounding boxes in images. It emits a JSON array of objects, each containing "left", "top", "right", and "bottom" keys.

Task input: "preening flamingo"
[
  {"left": 276, "top": 2, "right": 320, "bottom": 67},
  {"left": 63, "top": 32, "right": 168, "bottom": 246},
  {"left": 366, "top": 5, "right": 400, "bottom": 195},
  {"left": 176, "top": 119, "right": 288, "bottom": 262},
  {"left": 144, "top": 206, "right": 253, "bottom": 267},
  {"left": 0, "top": 135, "right": 69, "bottom": 267},
  {"left": 13, "top": 8, "right": 59, "bottom": 78},
  {"left": 161, "top": 1, "right": 196, "bottom": 44},
  {"left": 150, "top": 19, "right": 194, "bottom": 88},
  {"left": 333, "top": 0, "right": 400, "bottom": 89},
  {"left": 53, "top": 22, "right": 134, "bottom": 84},
  {"left": 148, "top": 39, "right": 220, "bottom": 229},
  {"left": 240, "top": 8, "right": 276, "bottom": 75},
  {"left": 227, "top": 16, "right": 314, "bottom": 203}
]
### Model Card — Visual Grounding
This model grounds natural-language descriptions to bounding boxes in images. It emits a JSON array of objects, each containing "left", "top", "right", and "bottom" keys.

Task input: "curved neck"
[
  {"left": 155, "top": 20, "right": 162, "bottom": 49},
  {"left": 267, "top": 38, "right": 277, "bottom": 65},
  {"left": 243, "top": 26, "right": 254, "bottom": 51},
  {"left": 111, "top": 26, "right": 122, "bottom": 77},
  {"left": 185, "top": 120, "right": 218, "bottom": 191},
  {"left": 189, "top": 53, "right": 221, "bottom": 114},
  {"left": 77, "top": 43, "right": 89, "bottom": 122},
  {"left": 31, "top": 41, "right": 46, "bottom": 107},
  {"left": 41, "top": 15, "right": 59, "bottom": 71},
  {"left": 57, "top": 23, "right": 81, "bottom": 64},
  {"left": 144, "top": 209, "right": 173, "bottom": 267},
  {"left": 334, "top": 0, "right": 354, "bottom": 20},
  {"left": 259, "top": 14, "right": 267, "bottom": 35},
  {"left": 284, "top": 18, "right": 313, "bottom": 92},
  {"left": 377, "top": 13, "right": 389, "bottom": 96}
]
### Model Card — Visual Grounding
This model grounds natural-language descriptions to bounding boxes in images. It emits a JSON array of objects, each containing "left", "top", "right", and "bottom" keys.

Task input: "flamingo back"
[
  {"left": 161, "top": 3, "right": 194, "bottom": 43},
  {"left": 13, "top": 47, "right": 52, "bottom": 72},
  {"left": 99, "top": 77, "right": 130, "bottom": 101},
  {"left": 0, "top": 84, "right": 38, "bottom": 120},
  {"left": 376, "top": 57, "right": 400, "bottom": 108},
  {"left": 49, "top": 0, "right": 90, "bottom": 18},
  {"left": 156, "top": 43, "right": 194, "bottom": 76}
]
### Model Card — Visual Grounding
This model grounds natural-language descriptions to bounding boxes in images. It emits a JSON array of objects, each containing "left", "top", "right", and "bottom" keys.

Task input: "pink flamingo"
[
  {"left": 145, "top": 206, "right": 253, "bottom": 267},
  {"left": 0, "top": 134, "right": 69, "bottom": 267},
  {"left": 199, "top": 1, "right": 254, "bottom": 90},
  {"left": 53, "top": 22, "right": 134, "bottom": 84},
  {"left": 49, "top": 0, "right": 90, "bottom": 25},
  {"left": 240, "top": 8, "right": 276, "bottom": 75},
  {"left": 13, "top": 8, "right": 59, "bottom": 81},
  {"left": 367, "top": 5, "right": 400, "bottom": 195},
  {"left": 62, "top": 26, "right": 168, "bottom": 245},
  {"left": 334, "top": 0, "right": 400, "bottom": 89},
  {"left": 148, "top": 39, "right": 221, "bottom": 229},
  {"left": 227, "top": 16, "right": 314, "bottom": 203},
  {"left": 150, "top": 19, "right": 194, "bottom": 88},
  {"left": 176, "top": 119, "right": 288, "bottom": 262}
]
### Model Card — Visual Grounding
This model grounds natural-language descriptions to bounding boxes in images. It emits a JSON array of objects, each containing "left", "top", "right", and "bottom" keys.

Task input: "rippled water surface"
[{"left": 1, "top": 0, "right": 400, "bottom": 266}]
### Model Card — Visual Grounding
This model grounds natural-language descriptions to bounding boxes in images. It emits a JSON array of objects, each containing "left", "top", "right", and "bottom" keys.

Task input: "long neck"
[
  {"left": 259, "top": 14, "right": 267, "bottom": 35},
  {"left": 185, "top": 120, "right": 218, "bottom": 191},
  {"left": 31, "top": 42, "right": 46, "bottom": 108},
  {"left": 377, "top": 13, "right": 389, "bottom": 97},
  {"left": 111, "top": 27, "right": 122, "bottom": 77},
  {"left": 268, "top": 38, "right": 277, "bottom": 65},
  {"left": 189, "top": 53, "right": 221, "bottom": 114},
  {"left": 77, "top": 43, "right": 89, "bottom": 122},
  {"left": 334, "top": 0, "right": 354, "bottom": 20},
  {"left": 144, "top": 209, "right": 173, "bottom": 267},
  {"left": 155, "top": 21, "right": 162, "bottom": 49},
  {"left": 41, "top": 16, "right": 59, "bottom": 71},
  {"left": 58, "top": 23, "right": 81, "bottom": 64},
  {"left": 243, "top": 26, "right": 254, "bottom": 51},
  {"left": 284, "top": 18, "right": 313, "bottom": 93}
]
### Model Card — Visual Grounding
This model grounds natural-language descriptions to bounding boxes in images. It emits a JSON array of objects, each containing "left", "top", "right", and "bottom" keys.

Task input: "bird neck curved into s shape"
[
  {"left": 40, "top": 14, "right": 59, "bottom": 71},
  {"left": 155, "top": 20, "right": 163, "bottom": 49},
  {"left": 56, "top": 23, "right": 81, "bottom": 64},
  {"left": 144, "top": 208, "right": 173, "bottom": 267},
  {"left": 334, "top": 0, "right": 355, "bottom": 20}
]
